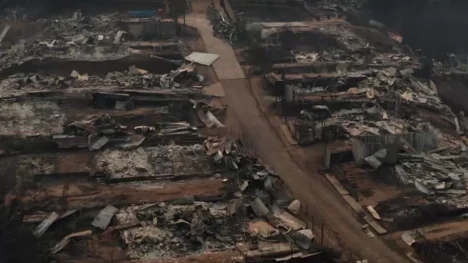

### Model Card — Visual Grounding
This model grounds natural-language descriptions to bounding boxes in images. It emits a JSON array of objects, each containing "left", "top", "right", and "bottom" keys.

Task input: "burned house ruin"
[{"left": 2, "top": 0, "right": 468, "bottom": 263}]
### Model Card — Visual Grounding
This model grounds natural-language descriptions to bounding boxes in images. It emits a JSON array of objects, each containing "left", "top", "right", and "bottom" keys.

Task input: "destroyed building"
[
  {"left": 0, "top": 1, "right": 335, "bottom": 263},
  {"left": 3, "top": 0, "right": 468, "bottom": 263},
  {"left": 215, "top": 0, "right": 468, "bottom": 262}
]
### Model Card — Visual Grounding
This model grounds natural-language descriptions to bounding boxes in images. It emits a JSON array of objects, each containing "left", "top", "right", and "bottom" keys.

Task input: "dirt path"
[{"left": 185, "top": 2, "right": 410, "bottom": 263}]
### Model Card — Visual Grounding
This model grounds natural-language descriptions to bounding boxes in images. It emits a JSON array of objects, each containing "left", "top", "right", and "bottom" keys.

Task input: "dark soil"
[{"left": 0, "top": 215, "right": 49, "bottom": 263}]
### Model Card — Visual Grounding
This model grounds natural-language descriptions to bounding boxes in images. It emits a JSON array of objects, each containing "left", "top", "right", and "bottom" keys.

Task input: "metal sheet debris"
[
  {"left": 239, "top": 180, "right": 249, "bottom": 191},
  {"left": 52, "top": 230, "right": 92, "bottom": 254},
  {"left": 70, "top": 70, "right": 80, "bottom": 78},
  {"left": 364, "top": 155, "right": 382, "bottom": 170},
  {"left": 287, "top": 199, "right": 301, "bottom": 215},
  {"left": 198, "top": 109, "right": 224, "bottom": 128},
  {"left": 251, "top": 197, "right": 270, "bottom": 218},
  {"left": 415, "top": 180, "right": 433, "bottom": 195},
  {"left": 185, "top": 52, "right": 220, "bottom": 66},
  {"left": 0, "top": 25, "right": 11, "bottom": 43},
  {"left": 206, "top": 111, "right": 224, "bottom": 128},
  {"left": 78, "top": 73, "right": 89, "bottom": 81},
  {"left": 30, "top": 211, "right": 76, "bottom": 225},
  {"left": 367, "top": 206, "right": 381, "bottom": 220},
  {"left": 272, "top": 208, "right": 306, "bottom": 231},
  {"left": 117, "top": 135, "right": 145, "bottom": 150},
  {"left": 88, "top": 134, "right": 109, "bottom": 151},
  {"left": 401, "top": 231, "right": 416, "bottom": 246},
  {"left": 114, "top": 30, "right": 126, "bottom": 44},
  {"left": 91, "top": 205, "right": 118, "bottom": 230},
  {"left": 33, "top": 212, "right": 60, "bottom": 237},
  {"left": 289, "top": 229, "right": 314, "bottom": 249}
]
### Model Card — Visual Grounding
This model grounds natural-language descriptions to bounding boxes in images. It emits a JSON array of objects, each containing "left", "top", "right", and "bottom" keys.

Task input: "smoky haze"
[{"left": 365, "top": 0, "right": 468, "bottom": 59}]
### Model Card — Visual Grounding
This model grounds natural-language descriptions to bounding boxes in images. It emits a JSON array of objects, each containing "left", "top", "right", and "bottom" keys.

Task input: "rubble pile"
[
  {"left": 282, "top": 63, "right": 468, "bottom": 207},
  {"left": 0, "top": 62, "right": 206, "bottom": 98},
  {"left": 115, "top": 202, "right": 238, "bottom": 259},
  {"left": 293, "top": 51, "right": 350, "bottom": 63},
  {"left": 394, "top": 146, "right": 468, "bottom": 207},
  {"left": 0, "top": 101, "right": 65, "bottom": 136},
  {"left": 55, "top": 114, "right": 200, "bottom": 151},
  {"left": 204, "top": 138, "right": 316, "bottom": 250},
  {"left": 246, "top": 15, "right": 409, "bottom": 66},
  {"left": 97, "top": 144, "right": 213, "bottom": 180},
  {"left": 17, "top": 138, "right": 318, "bottom": 261},
  {"left": 0, "top": 12, "right": 131, "bottom": 70},
  {"left": 195, "top": 102, "right": 225, "bottom": 129},
  {"left": 0, "top": 3, "right": 334, "bottom": 262},
  {"left": 160, "top": 63, "right": 204, "bottom": 89},
  {"left": 0, "top": 73, "right": 69, "bottom": 93},
  {"left": 278, "top": 65, "right": 458, "bottom": 139},
  {"left": 103, "top": 63, "right": 203, "bottom": 89},
  {"left": 39, "top": 11, "right": 122, "bottom": 44},
  {"left": 246, "top": 4, "right": 468, "bottom": 243}
]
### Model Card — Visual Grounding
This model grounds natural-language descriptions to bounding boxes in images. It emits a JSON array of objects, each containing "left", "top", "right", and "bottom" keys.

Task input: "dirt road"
[{"left": 186, "top": 3, "right": 410, "bottom": 263}]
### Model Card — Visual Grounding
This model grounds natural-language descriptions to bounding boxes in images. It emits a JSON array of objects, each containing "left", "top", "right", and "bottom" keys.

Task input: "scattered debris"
[
  {"left": 362, "top": 224, "right": 375, "bottom": 237},
  {"left": 367, "top": 206, "right": 381, "bottom": 220},
  {"left": 114, "top": 30, "right": 127, "bottom": 44},
  {"left": 92, "top": 205, "right": 119, "bottom": 230},
  {"left": 70, "top": 70, "right": 89, "bottom": 81},
  {"left": 70, "top": 70, "right": 80, "bottom": 78},
  {"left": 160, "top": 63, "right": 198, "bottom": 89},
  {"left": 287, "top": 199, "right": 301, "bottom": 215},
  {"left": 197, "top": 108, "right": 224, "bottom": 128},
  {"left": 88, "top": 134, "right": 109, "bottom": 151},
  {"left": 295, "top": 52, "right": 320, "bottom": 63},
  {"left": 206, "top": 2, "right": 245, "bottom": 44},
  {"left": 0, "top": 4, "right": 448, "bottom": 263},
  {"left": 52, "top": 230, "right": 92, "bottom": 254},
  {"left": 33, "top": 212, "right": 59, "bottom": 238},
  {"left": 0, "top": 25, "right": 11, "bottom": 43},
  {"left": 289, "top": 229, "right": 314, "bottom": 249},
  {"left": 117, "top": 135, "right": 145, "bottom": 149},
  {"left": 401, "top": 231, "right": 417, "bottom": 246},
  {"left": 251, "top": 197, "right": 270, "bottom": 218},
  {"left": 364, "top": 155, "right": 382, "bottom": 170}
]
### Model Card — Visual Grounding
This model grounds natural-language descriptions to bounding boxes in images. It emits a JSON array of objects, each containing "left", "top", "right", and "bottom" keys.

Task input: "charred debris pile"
[
  {"left": 206, "top": 2, "right": 246, "bottom": 45},
  {"left": 0, "top": 8, "right": 227, "bottom": 154},
  {"left": 0, "top": 7, "right": 328, "bottom": 263},
  {"left": 3, "top": 137, "right": 323, "bottom": 262},
  {"left": 223, "top": 1, "right": 468, "bottom": 262},
  {"left": 0, "top": 9, "right": 183, "bottom": 71},
  {"left": 240, "top": 2, "right": 468, "bottom": 211}
]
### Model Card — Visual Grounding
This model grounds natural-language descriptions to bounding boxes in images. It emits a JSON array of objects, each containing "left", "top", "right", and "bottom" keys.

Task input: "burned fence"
[{"left": 352, "top": 132, "right": 438, "bottom": 165}]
